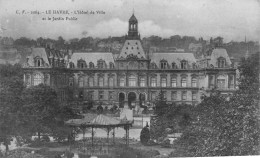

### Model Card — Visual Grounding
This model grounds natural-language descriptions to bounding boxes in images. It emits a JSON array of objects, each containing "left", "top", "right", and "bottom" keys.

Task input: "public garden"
[{"left": 0, "top": 52, "right": 260, "bottom": 157}]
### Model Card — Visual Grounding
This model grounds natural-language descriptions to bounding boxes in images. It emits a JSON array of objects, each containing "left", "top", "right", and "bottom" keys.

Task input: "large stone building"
[{"left": 23, "top": 14, "right": 236, "bottom": 109}]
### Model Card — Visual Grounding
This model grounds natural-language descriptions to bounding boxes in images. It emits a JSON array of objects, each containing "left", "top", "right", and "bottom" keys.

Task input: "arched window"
[
  {"left": 109, "top": 77, "right": 114, "bottom": 87},
  {"left": 69, "top": 62, "right": 74, "bottom": 68},
  {"left": 84, "top": 77, "right": 88, "bottom": 87},
  {"left": 77, "top": 60, "right": 86, "bottom": 69},
  {"left": 35, "top": 57, "right": 42, "bottom": 67},
  {"left": 191, "top": 77, "right": 197, "bottom": 87},
  {"left": 218, "top": 57, "right": 226, "bottom": 68},
  {"left": 98, "top": 60, "right": 105, "bottom": 69},
  {"left": 140, "top": 77, "right": 145, "bottom": 87},
  {"left": 160, "top": 60, "right": 167, "bottom": 69},
  {"left": 151, "top": 77, "right": 157, "bottom": 87},
  {"left": 182, "top": 91, "right": 187, "bottom": 100},
  {"left": 192, "top": 63, "right": 197, "bottom": 69},
  {"left": 171, "top": 77, "right": 177, "bottom": 87},
  {"left": 89, "top": 62, "right": 94, "bottom": 69},
  {"left": 78, "top": 77, "right": 84, "bottom": 87},
  {"left": 181, "top": 77, "right": 187, "bottom": 87},
  {"left": 25, "top": 74, "right": 31, "bottom": 87},
  {"left": 172, "top": 62, "right": 177, "bottom": 69},
  {"left": 120, "top": 77, "right": 125, "bottom": 87},
  {"left": 129, "top": 75, "right": 136, "bottom": 87},
  {"left": 109, "top": 62, "right": 114, "bottom": 69},
  {"left": 161, "top": 77, "right": 167, "bottom": 87},
  {"left": 33, "top": 73, "right": 43, "bottom": 86},
  {"left": 151, "top": 63, "right": 157, "bottom": 69},
  {"left": 69, "top": 77, "right": 73, "bottom": 87},
  {"left": 89, "top": 77, "right": 94, "bottom": 87},
  {"left": 99, "top": 77, "right": 104, "bottom": 87},
  {"left": 181, "top": 60, "right": 187, "bottom": 69}
]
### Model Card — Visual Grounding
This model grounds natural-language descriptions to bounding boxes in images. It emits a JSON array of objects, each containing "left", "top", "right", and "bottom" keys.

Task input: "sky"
[{"left": 0, "top": 0, "right": 259, "bottom": 42}]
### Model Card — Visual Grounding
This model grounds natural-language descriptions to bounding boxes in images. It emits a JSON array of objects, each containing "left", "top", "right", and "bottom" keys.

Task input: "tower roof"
[{"left": 129, "top": 14, "right": 137, "bottom": 22}]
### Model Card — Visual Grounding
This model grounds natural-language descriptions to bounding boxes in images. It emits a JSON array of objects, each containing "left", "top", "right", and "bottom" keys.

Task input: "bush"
[
  {"left": 41, "top": 135, "right": 50, "bottom": 142},
  {"left": 140, "top": 125, "right": 150, "bottom": 145}
]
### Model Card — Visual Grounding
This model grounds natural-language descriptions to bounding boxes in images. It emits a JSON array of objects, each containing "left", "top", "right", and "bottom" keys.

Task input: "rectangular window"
[
  {"left": 209, "top": 75, "right": 214, "bottom": 89},
  {"left": 192, "top": 78, "right": 197, "bottom": 87},
  {"left": 109, "top": 77, "right": 114, "bottom": 87},
  {"left": 217, "top": 79, "right": 225, "bottom": 89},
  {"left": 171, "top": 78, "right": 177, "bottom": 87},
  {"left": 181, "top": 78, "right": 187, "bottom": 87},
  {"left": 151, "top": 77, "right": 157, "bottom": 87},
  {"left": 109, "top": 91, "right": 114, "bottom": 100},
  {"left": 228, "top": 75, "right": 234, "bottom": 89},
  {"left": 182, "top": 91, "right": 187, "bottom": 100},
  {"left": 161, "top": 78, "right": 167, "bottom": 87},
  {"left": 89, "top": 77, "right": 94, "bottom": 87},
  {"left": 79, "top": 77, "right": 84, "bottom": 87},
  {"left": 161, "top": 62, "right": 167, "bottom": 69},
  {"left": 151, "top": 91, "right": 156, "bottom": 100},
  {"left": 140, "top": 78, "right": 145, "bottom": 87},
  {"left": 99, "top": 77, "right": 104, "bottom": 87},
  {"left": 99, "top": 91, "right": 104, "bottom": 100},
  {"left": 88, "top": 91, "right": 94, "bottom": 100},
  {"left": 162, "top": 91, "right": 167, "bottom": 99},
  {"left": 171, "top": 91, "right": 177, "bottom": 101},
  {"left": 129, "top": 76, "right": 136, "bottom": 87},
  {"left": 120, "top": 78, "right": 125, "bottom": 87},
  {"left": 192, "top": 92, "right": 197, "bottom": 101}
]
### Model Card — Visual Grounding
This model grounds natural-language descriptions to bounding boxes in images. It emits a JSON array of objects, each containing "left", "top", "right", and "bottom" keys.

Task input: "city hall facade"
[{"left": 22, "top": 14, "right": 237, "bottom": 109}]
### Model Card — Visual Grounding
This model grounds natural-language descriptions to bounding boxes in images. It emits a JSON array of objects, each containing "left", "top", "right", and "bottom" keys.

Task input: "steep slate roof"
[
  {"left": 118, "top": 40, "right": 146, "bottom": 59},
  {"left": 69, "top": 52, "right": 115, "bottom": 67},
  {"left": 151, "top": 52, "right": 197, "bottom": 67},
  {"left": 209, "top": 48, "right": 232, "bottom": 67},
  {"left": 27, "top": 48, "right": 50, "bottom": 66}
]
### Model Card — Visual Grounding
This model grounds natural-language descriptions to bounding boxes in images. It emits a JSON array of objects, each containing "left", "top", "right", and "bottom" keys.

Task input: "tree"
[
  {"left": 21, "top": 84, "right": 60, "bottom": 140},
  {"left": 51, "top": 104, "right": 80, "bottom": 142},
  {"left": 0, "top": 64, "right": 24, "bottom": 152},
  {"left": 140, "top": 123, "right": 150, "bottom": 145},
  {"left": 173, "top": 52, "right": 260, "bottom": 156},
  {"left": 150, "top": 90, "right": 194, "bottom": 139}
]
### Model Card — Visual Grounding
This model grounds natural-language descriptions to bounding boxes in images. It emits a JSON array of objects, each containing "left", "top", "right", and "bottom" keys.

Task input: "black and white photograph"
[{"left": 0, "top": 0, "right": 259, "bottom": 157}]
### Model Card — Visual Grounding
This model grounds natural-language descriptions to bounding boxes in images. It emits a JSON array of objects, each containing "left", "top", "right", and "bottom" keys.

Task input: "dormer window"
[
  {"left": 89, "top": 62, "right": 94, "bottom": 69},
  {"left": 34, "top": 57, "right": 43, "bottom": 67},
  {"left": 181, "top": 60, "right": 188, "bottom": 69},
  {"left": 151, "top": 63, "right": 157, "bottom": 69},
  {"left": 192, "top": 63, "right": 197, "bottom": 69},
  {"left": 218, "top": 57, "right": 226, "bottom": 68},
  {"left": 160, "top": 60, "right": 167, "bottom": 69},
  {"left": 97, "top": 60, "right": 106, "bottom": 69},
  {"left": 172, "top": 62, "right": 177, "bottom": 69},
  {"left": 69, "top": 62, "right": 75, "bottom": 68},
  {"left": 109, "top": 62, "right": 114, "bottom": 69},
  {"left": 77, "top": 59, "right": 86, "bottom": 69}
]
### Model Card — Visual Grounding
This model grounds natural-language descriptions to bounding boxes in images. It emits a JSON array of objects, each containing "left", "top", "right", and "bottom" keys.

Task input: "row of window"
[
  {"left": 34, "top": 57, "right": 65, "bottom": 68},
  {"left": 69, "top": 60, "right": 196, "bottom": 70},
  {"left": 79, "top": 90, "right": 198, "bottom": 101},
  {"left": 208, "top": 75, "right": 235, "bottom": 89},
  {"left": 78, "top": 91, "right": 114, "bottom": 100},
  {"left": 70, "top": 60, "right": 115, "bottom": 69},
  {"left": 151, "top": 91, "right": 198, "bottom": 101},
  {"left": 73, "top": 76, "right": 198, "bottom": 88},
  {"left": 152, "top": 60, "right": 197, "bottom": 70}
]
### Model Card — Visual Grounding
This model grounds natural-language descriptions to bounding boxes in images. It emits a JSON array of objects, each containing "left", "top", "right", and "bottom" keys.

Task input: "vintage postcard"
[{"left": 0, "top": 0, "right": 259, "bottom": 157}]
